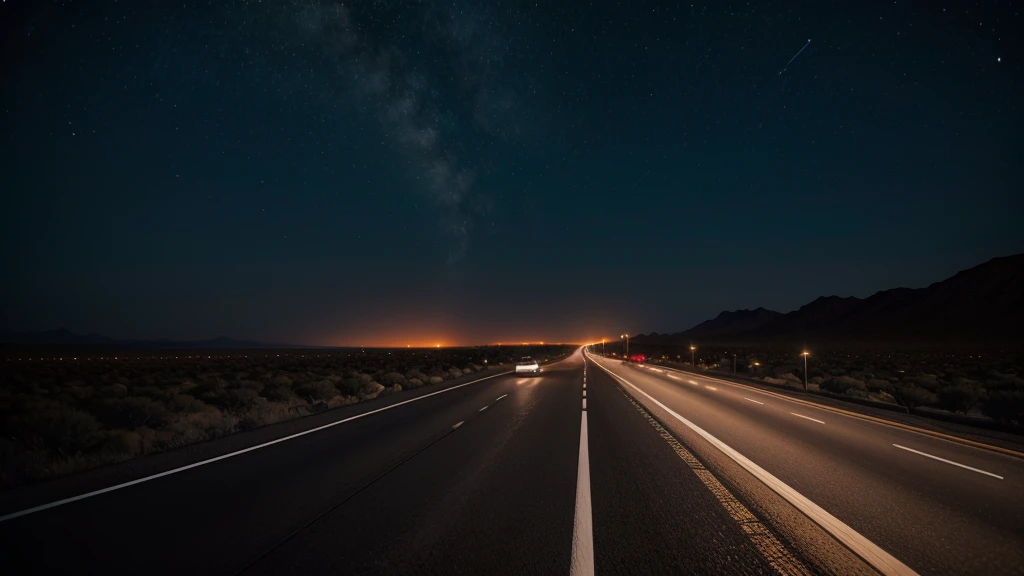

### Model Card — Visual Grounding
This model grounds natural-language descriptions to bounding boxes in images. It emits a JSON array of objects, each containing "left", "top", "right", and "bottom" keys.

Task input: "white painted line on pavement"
[
  {"left": 705, "top": 386, "right": 718, "bottom": 391},
  {"left": 647, "top": 362, "right": 1024, "bottom": 459},
  {"left": 0, "top": 370, "right": 513, "bottom": 523},
  {"left": 479, "top": 405, "right": 489, "bottom": 412},
  {"left": 893, "top": 444, "right": 1004, "bottom": 480},
  {"left": 582, "top": 398, "right": 587, "bottom": 410},
  {"left": 496, "top": 394, "right": 508, "bottom": 401},
  {"left": 570, "top": 412, "right": 594, "bottom": 576},
  {"left": 452, "top": 421, "right": 464, "bottom": 430},
  {"left": 688, "top": 380, "right": 699, "bottom": 386},
  {"left": 583, "top": 390, "right": 587, "bottom": 397},
  {"left": 744, "top": 398, "right": 765, "bottom": 405},
  {"left": 791, "top": 413, "right": 825, "bottom": 424},
  {"left": 586, "top": 354, "right": 917, "bottom": 576},
  {"left": 667, "top": 373, "right": 680, "bottom": 380}
]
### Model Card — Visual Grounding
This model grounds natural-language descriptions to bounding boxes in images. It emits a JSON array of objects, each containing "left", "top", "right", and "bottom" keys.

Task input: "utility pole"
[
  {"left": 690, "top": 345, "right": 696, "bottom": 367},
  {"left": 801, "top": 351, "right": 810, "bottom": 390},
  {"left": 733, "top": 353, "right": 737, "bottom": 374}
]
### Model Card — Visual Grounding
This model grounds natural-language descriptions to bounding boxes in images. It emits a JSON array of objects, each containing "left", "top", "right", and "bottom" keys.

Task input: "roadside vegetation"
[
  {"left": 0, "top": 345, "right": 572, "bottom": 488},
  {"left": 611, "top": 344, "right": 1024, "bottom": 428}
]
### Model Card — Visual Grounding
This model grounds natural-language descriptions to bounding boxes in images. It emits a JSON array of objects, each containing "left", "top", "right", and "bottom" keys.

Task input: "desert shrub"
[
  {"left": 428, "top": 376, "right": 444, "bottom": 385},
  {"left": 406, "top": 377, "right": 425, "bottom": 389},
  {"left": 821, "top": 376, "right": 866, "bottom": 395},
  {"left": 169, "top": 394, "right": 207, "bottom": 413},
  {"left": 338, "top": 377, "right": 364, "bottom": 395},
  {"left": 223, "top": 387, "right": 264, "bottom": 410},
  {"left": 870, "top": 390, "right": 896, "bottom": 404},
  {"left": 9, "top": 406, "right": 101, "bottom": 453},
  {"left": 272, "top": 375, "right": 293, "bottom": 387},
  {"left": 168, "top": 408, "right": 236, "bottom": 443},
  {"left": 980, "top": 390, "right": 1024, "bottom": 424},
  {"left": 261, "top": 383, "right": 296, "bottom": 402},
  {"left": 99, "top": 383, "right": 128, "bottom": 397},
  {"left": 780, "top": 373, "right": 802, "bottom": 386},
  {"left": 296, "top": 380, "right": 338, "bottom": 402},
  {"left": 890, "top": 383, "right": 937, "bottom": 411},
  {"left": 913, "top": 374, "right": 940, "bottom": 391},
  {"left": 97, "top": 429, "right": 142, "bottom": 456},
  {"left": 936, "top": 383, "right": 983, "bottom": 414},
  {"left": 361, "top": 382, "right": 385, "bottom": 399},
  {"left": 405, "top": 369, "right": 428, "bottom": 382},
  {"left": 380, "top": 372, "right": 407, "bottom": 387},
  {"left": 448, "top": 368, "right": 463, "bottom": 378},
  {"left": 865, "top": 378, "right": 890, "bottom": 392}
]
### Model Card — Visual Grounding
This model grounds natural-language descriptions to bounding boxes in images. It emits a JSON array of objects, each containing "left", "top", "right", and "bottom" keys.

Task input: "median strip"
[
  {"left": 571, "top": 359, "right": 595, "bottom": 576},
  {"left": 893, "top": 444, "right": 1004, "bottom": 480}
]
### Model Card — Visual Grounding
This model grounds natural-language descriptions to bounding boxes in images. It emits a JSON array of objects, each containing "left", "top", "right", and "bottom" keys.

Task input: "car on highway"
[{"left": 515, "top": 357, "right": 541, "bottom": 375}]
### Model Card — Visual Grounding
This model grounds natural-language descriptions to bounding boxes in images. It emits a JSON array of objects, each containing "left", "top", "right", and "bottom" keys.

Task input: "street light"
[
  {"left": 690, "top": 345, "right": 696, "bottom": 367},
  {"left": 621, "top": 334, "right": 629, "bottom": 357},
  {"left": 801, "top": 351, "right": 810, "bottom": 390}
]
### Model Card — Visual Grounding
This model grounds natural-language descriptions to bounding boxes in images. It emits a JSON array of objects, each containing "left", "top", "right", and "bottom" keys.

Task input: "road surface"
[{"left": 0, "top": 348, "right": 1021, "bottom": 575}]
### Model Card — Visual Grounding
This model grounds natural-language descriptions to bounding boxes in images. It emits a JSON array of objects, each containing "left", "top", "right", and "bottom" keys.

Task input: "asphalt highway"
[
  {"left": 1, "top": 348, "right": 1021, "bottom": 575},
  {"left": 588, "top": 352, "right": 1024, "bottom": 576}
]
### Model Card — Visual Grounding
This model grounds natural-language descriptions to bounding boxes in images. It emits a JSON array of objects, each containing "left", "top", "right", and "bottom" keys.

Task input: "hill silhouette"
[{"left": 635, "top": 254, "right": 1023, "bottom": 345}]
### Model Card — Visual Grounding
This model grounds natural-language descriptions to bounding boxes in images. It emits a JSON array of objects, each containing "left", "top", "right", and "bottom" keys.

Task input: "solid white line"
[
  {"left": 570, "top": 411, "right": 594, "bottom": 576},
  {"left": 452, "top": 421, "right": 464, "bottom": 430},
  {"left": 705, "top": 386, "right": 718, "bottom": 391},
  {"left": 585, "top": 353, "right": 917, "bottom": 576},
  {"left": 893, "top": 444, "right": 1004, "bottom": 480},
  {"left": 744, "top": 398, "right": 764, "bottom": 405},
  {"left": 496, "top": 394, "right": 508, "bottom": 401},
  {"left": 791, "top": 412, "right": 825, "bottom": 425},
  {"left": 0, "top": 370, "right": 512, "bottom": 523}
]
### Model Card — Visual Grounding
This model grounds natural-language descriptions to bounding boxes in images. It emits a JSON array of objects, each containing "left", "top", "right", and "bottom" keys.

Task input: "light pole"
[
  {"left": 621, "top": 334, "right": 629, "bottom": 358},
  {"left": 602, "top": 339, "right": 606, "bottom": 354},
  {"left": 801, "top": 351, "right": 810, "bottom": 391},
  {"left": 690, "top": 345, "right": 696, "bottom": 367}
]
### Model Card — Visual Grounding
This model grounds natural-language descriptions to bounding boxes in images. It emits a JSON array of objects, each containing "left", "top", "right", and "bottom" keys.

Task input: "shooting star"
[
  {"left": 629, "top": 170, "right": 651, "bottom": 191},
  {"left": 778, "top": 38, "right": 811, "bottom": 75}
]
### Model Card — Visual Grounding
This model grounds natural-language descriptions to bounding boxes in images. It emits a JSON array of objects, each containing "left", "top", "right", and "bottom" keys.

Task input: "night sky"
[{"left": 2, "top": 1, "right": 1021, "bottom": 346}]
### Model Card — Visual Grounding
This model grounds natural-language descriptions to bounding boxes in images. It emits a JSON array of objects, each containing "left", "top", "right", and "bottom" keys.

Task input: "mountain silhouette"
[{"left": 635, "top": 254, "right": 1023, "bottom": 344}]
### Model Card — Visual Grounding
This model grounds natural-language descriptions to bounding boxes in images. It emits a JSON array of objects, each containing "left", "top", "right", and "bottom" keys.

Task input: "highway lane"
[
  {"left": 588, "top": 352, "right": 1024, "bottom": 576},
  {"left": 1, "top": 367, "right": 528, "bottom": 574},
  {"left": 1, "top": 348, "right": 807, "bottom": 575},
  {"left": 244, "top": 350, "right": 795, "bottom": 575}
]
